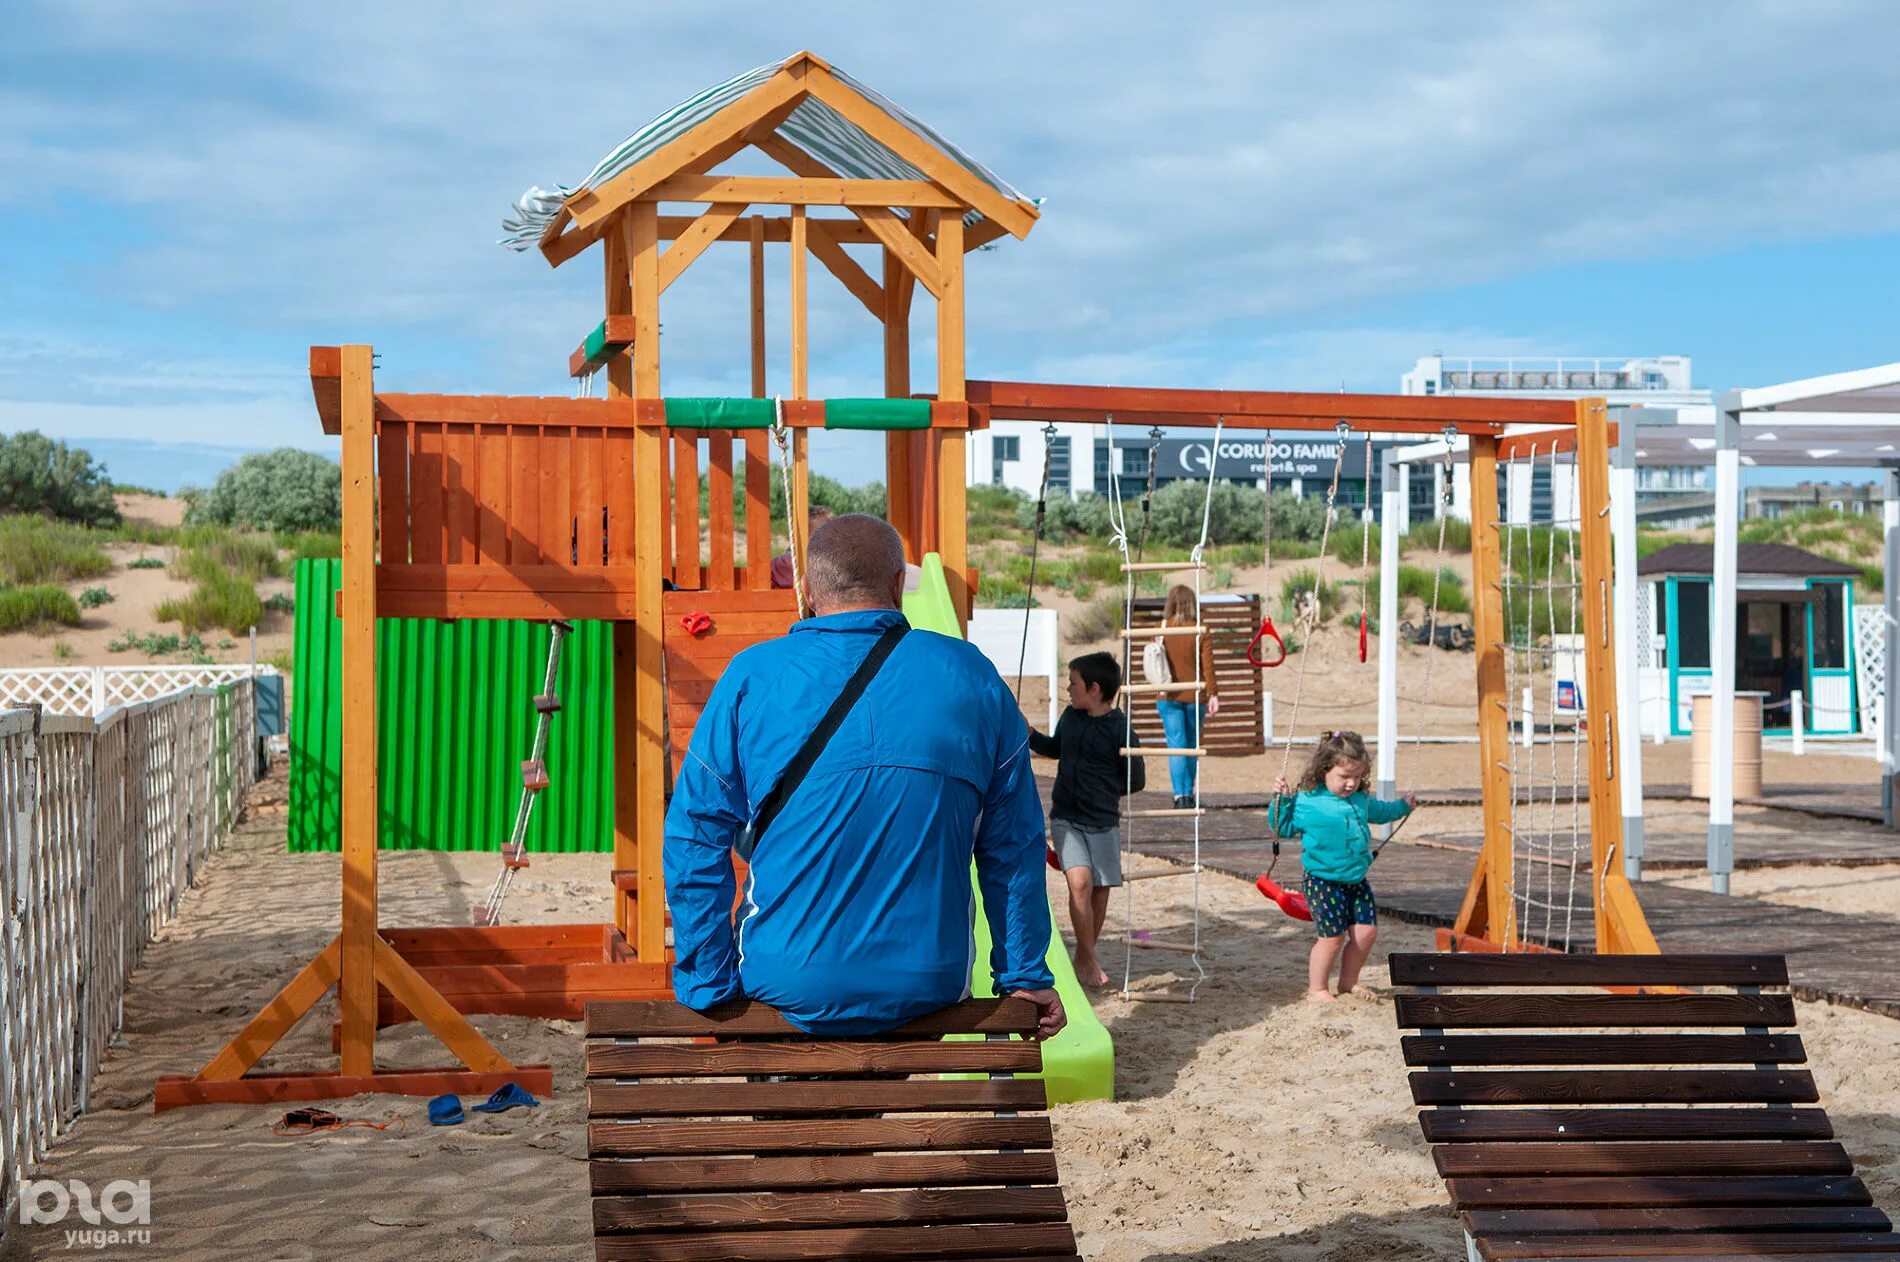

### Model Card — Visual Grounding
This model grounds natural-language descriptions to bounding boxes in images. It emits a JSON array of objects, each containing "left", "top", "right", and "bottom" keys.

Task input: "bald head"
[{"left": 804, "top": 513, "right": 905, "bottom": 614}]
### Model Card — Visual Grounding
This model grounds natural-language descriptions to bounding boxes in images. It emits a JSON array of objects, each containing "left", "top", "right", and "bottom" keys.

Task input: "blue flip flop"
[
  {"left": 427, "top": 1093, "right": 465, "bottom": 1126},
  {"left": 470, "top": 1083, "right": 539, "bottom": 1114}
]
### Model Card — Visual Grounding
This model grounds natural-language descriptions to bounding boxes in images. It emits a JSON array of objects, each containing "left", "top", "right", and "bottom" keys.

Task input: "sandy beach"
[{"left": 5, "top": 764, "right": 1899, "bottom": 1261}]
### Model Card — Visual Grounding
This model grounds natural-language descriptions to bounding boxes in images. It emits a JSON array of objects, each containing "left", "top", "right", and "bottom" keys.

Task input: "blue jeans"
[{"left": 1154, "top": 700, "right": 1204, "bottom": 798}]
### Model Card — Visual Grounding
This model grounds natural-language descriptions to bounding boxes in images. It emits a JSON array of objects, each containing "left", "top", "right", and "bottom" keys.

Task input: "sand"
[{"left": 7, "top": 767, "right": 1900, "bottom": 1261}]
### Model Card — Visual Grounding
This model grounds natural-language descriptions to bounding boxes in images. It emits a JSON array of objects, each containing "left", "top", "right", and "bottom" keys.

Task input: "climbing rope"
[
  {"left": 771, "top": 400, "right": 808, "bottom": 620},
  {"left": 1274, "top": 422, "right": 1354, "bottom": 786},
  {"left": 1358, "top": 431, "right": 1374, "bottom": 663},
  {"left": 1015, "top": 422, "right": 1060, "bottom": 699},
  {"left": 476, "top": 619, "right": 572, "bottom": 926}
]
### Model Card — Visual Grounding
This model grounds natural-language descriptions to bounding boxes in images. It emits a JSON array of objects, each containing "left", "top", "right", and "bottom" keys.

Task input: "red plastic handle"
[
  {"left": 679, "top": 611, "right": 714, "bottom": 637},
  {"left": 1246, "top": 617, "right": 1287, "bottom": 668},
  {"left": 1359, "top": 612, "right": 1369, "bottom": 663}
]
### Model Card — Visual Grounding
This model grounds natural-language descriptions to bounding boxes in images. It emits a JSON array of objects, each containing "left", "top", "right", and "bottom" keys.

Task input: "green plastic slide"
[{"left": 902, "top": 554, "right": 1115, "bottom": 1104}]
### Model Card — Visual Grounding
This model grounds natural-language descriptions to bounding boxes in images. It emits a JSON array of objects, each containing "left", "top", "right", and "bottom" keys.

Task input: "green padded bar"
[
  {"left": 579, "top": 320, "right": 630, "bottom": 368},
  {"left": 662, "top": 398, "right": 778, "bottom": 429},
  {"left": 823, "top": 398, "right": 933, "bottom": 431}
]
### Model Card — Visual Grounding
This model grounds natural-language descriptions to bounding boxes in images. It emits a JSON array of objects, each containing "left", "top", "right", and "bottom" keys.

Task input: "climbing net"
[{"left": 1495, "top": 440, "right": 1588, "bottom": 950}]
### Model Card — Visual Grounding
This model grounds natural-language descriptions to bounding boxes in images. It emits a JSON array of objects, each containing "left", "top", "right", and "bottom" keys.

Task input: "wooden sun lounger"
[
  {"left": 583, "top": 996, "right": 1082, "bottom": 1261},
  {"left": 1390, "top": 951, "right": 1900, "bottom": 1261}
]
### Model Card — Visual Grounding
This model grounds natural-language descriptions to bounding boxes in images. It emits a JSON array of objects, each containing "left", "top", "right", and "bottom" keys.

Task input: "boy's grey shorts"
[{"left": 1050, "top": 819, "right": 1122, "bottom": 887}]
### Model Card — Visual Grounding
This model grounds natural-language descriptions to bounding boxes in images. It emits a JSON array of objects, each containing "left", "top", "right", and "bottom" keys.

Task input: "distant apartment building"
[{"left": 1400, "top": 355, "right": 1715, "bottom": 526}]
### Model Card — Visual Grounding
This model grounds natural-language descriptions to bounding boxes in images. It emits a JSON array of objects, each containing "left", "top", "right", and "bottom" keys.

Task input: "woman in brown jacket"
[{"left": 1156, "top": 584, "right": 1221, "bottom": 807}]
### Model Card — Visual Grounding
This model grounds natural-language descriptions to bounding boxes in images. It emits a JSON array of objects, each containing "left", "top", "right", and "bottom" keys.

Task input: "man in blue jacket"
[{"left": 662, "top": 513, "right": 1065, "bottom": 1040}]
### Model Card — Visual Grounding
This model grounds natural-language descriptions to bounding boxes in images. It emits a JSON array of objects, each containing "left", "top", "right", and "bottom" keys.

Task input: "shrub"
[
  {"left": 77, "top": 586, "right": 113, "bottom": 609},
  {"left": 177, "top": 527, "right": 283, "bottom": 582},
  {"left": 266, "top": 649, "right": 295, "bottom": 675},
  {"left": 0, "top": 432, "right": 121, "bottom": 527},
  {"left": 1328, "top": 513, "right": 1380, "bottom": 568},
  {"left": 156, "top": 568, "right": 264, "bottom": 634},
  {"left": 275, "top": 530, "right": 342, "bottom": 560},
  {"left": 1279, "top": 567, "right": 1339, "bottom": 622},
  {"left": 185, "top": 448, "right": 342, "bottom": 532},
  {"left": 127, "top": 555, "right": 165, "bottom": 570},
  {"left": 0, "top": 515, "right": 113, "bottom": 585},
  {"left": 51, "top": 639, "right": 73, "bottom": 661},
  {"left": 1064, "top": 593, "right": 1123, "bottom": 644},
  {"left": 0, "top": 584, "right": 82, "bottom": 633},
  {"left": 1030, "top": 491, "right": 1114, "bottom": 541},
  {"left": 1404, "top": 515, "right": 1473, "bottom": 554},
  {"left": 109, "top": 629, "right": 210, "bottom": 660},
  {"left": 263, "top": 592, "right": 295, "bottom": 613}
]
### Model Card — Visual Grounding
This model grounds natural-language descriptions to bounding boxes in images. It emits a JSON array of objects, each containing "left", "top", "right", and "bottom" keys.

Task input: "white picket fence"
[
  {"left": 0, "top": 664, "right": 277, "bottom": 718},
  {"left": 0, "top": 681, "right": 257, "bottom": 1236}
]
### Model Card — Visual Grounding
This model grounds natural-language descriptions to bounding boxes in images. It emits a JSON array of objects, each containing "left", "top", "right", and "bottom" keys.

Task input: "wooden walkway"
[{"left": 1116, "top": 791, "right": 1900, "bottom": 1022}]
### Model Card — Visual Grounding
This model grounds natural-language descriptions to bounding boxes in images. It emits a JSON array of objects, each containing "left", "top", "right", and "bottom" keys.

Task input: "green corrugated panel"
[
  {"left": 823, "top": 398, "right": 931, "bottom": 431},
  {"left": 287, "top": 559, "right": 616, "bottom": 854},
  {"left": 663, "top": 397, "right": 777, "bottom": 429}
]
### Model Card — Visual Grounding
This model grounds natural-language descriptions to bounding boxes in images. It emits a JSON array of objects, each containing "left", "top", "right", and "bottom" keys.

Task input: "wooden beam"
[
  {"left": 804, "top": 66, "right": 1039, "bottom": 240},
  {"left": 1574, "top": 397, "right": 1657, "bottom": 954},
  {"left": 628, "top": 202, "right": 668, "bottom": 965},
  {"left": 338, "top": 344, "right": 379, "bottom": 1078},
  {"left": 642, "top": 174, "right": 963, "bottom": 209},
  {"left": 196, "top": 936, "right": 341, "bottom": 1081},
  {"left": 560, "top": 66, "right": 811, "bottom": 235},
  {"left": 658, "top": 202, "right": 749, "bottom": 294},
  {"left": 605, "top": 223, "right": 636, "bottom": 939},
  {"left": 568, "top": 314, "right": 639, "bottom": 379},
  {"left": 964, "top": 380, "right": 1574, "bottom": 428},
  {"left": 790, "top": 206, "right": 808, "bottom": 398},
  {"left": 371, "top": 937, "right": 510, "bottom": 1071},
  {"left": 1465, "top": 433, "right": 1514, "bottom": 947},
  {"left": 806, "top": 220, "right": 885, "bottom": 318},
  {"left": 855, "top": 206, "right": 943, "bottom": 298},
  {"left": 883, "top": 246, "right": 916, "bottom": 562},
  {"left": 935, "top": 214, "right": 968, "bottom": 627},
  {"left": 747, "top": 214, "right": 771, "bottom": 590},
  {"left": 311, "top": 346, "right": 342, "bottom": 435}
]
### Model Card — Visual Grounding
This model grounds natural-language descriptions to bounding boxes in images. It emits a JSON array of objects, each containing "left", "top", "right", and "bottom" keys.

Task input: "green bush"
[
  {"left": 266, "top": 649, "right": 295, "bottom": 675},
  {"left": 185, "top": 448, "right": 342, "bottom": 532},
  {"left": 127, "top": 555, "right": 166, "bottom": 570},
  {"left": 275, "top": 530, "right": 342, "bottom": 560},
  {"left": 1063, "top": 593, "right": 1123, "bottom": 644},
  {"left": 0, "top": 432, "right": 121, "bottom": 527},
  {"left": 1279, "top": 567, "right": 1339, "bottom": 622},
  {"left": 108, "top": 629, "right": 211, "bottom": 661},
  {"left": 1328, "top": 514, "right": 1380, "bottom": 568},
  {"left": 263, "top": 592, "right": 295, "bottom": 613},
  {"left": 0, "top": 584, "right": 82, "bottom": 633},
  {"left": 77, "top": 586, "right": 113, "bottom": 609},
  {"left": 0, "top": 515, "right": 113, "bottom": 585},
  {"left": 1403, "top": 515, "right": 1472, "bottom": 554},
  {"left": 178, "top": 527, "right": 283, "bottom": 582},
  {"left": 156, "top": 568, "right": 264, "bottom": 634},
  {"left": 1029, "top": 491, "right": 1114, "bottom": 541}
]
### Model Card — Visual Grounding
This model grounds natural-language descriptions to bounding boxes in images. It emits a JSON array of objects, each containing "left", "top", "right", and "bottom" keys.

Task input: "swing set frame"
[{"left": 966, "top": 380, "right": 1658, "bottom": 957}]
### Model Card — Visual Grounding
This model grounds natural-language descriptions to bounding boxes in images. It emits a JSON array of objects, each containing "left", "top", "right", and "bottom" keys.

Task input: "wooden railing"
[{"left": 0, "top": 682, "right": 257, "bottom": 1236}]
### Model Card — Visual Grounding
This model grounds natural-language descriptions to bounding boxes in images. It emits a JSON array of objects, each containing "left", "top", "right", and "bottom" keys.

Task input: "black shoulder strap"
[{"left": 744, "top": 621, "right": 907, "bottom": 855}]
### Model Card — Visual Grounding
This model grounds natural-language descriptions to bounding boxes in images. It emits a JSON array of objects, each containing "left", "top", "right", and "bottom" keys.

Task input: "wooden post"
[
  {"left": 934, "top": 213, "right": 968, "bottom": 624},
  {"left": 1576, "top": 399, "right": 1658, "bottom": 953},
  {"left": 627, "top": 202, "right": 668, "bottom": 964},
  {"left": 606, "top": 224, "right": 639, "bottom": 937},
  {"left": 337, "top": 343, "right": 378, "bottom": 1076},
  {"left": 882, "top": 247, "right": 917, "bottom": 560},
  {"left": 746, "top": 214, "right": 771, "bottom": 589},
  {"left": 1457, "top": 433, "right": 1514, "bottom": 947},
  {"left": 789, "top": 205, "right": 811, "bottom": 586}
]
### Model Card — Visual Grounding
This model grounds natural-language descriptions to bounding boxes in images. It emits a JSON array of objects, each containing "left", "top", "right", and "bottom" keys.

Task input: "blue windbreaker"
[{"left": 662, "top": 608, "right": 1054, "bottom": 1035}]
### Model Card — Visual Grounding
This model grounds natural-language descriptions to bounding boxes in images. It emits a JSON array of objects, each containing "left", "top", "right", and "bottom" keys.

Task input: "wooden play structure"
[
  {"left": 154, "top": 51, "right": 1033, "bottom": 1109},
  {"left": 154, "top": 50, "right": 1654, "bottom": 1111},
  {"left": 582, "top": 997, "right": 1084, "bottom": 1260},
  {"left": 1392, "top": 951, "right": 1900, "bottom": 1259}
]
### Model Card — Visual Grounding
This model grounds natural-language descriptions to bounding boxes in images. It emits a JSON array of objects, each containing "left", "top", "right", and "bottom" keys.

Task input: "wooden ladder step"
[
  {"left": 521, "top": 758, "right": 550, "bottom": 791},
  {"left": 533, "top": 693, "right": 562, "bottom": 714},
  {"left": 1128, "top": 936, "right": 1198, "bottom": 953},
  {"left": 1123, "top": 747, "right": 1205, "bottom": 757},
  {"left": 1119, "top": 560, "right": 1204, "bottom": 573},
  {"left": 1119, "top": 681, "right": 1204, "bottom": 695},
  {"left": 1125, "top": 807, "right": 1204, "bottom": 819},
  {"left": 1120, "top": 625, "right": 1207, "bottom": 638}
]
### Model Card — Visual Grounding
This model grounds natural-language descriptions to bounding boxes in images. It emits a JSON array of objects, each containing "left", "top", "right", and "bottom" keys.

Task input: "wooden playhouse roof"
[{"left": 1638, "top": 542, "right": 1861, "bottom": 578}]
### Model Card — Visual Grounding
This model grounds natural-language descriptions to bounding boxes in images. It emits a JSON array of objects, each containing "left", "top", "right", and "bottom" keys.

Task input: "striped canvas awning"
[{"left": 501, "top": 53, "right": 1035, "bottom": 251}]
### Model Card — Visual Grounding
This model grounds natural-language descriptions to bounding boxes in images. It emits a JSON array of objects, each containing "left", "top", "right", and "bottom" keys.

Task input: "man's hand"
[{"left": 1008, "top": 988, "right": 1066, "bottom": 1041}]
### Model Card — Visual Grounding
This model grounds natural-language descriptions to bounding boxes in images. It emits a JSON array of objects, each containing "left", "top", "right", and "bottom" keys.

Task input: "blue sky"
[{"left": 4, "top": 1, "right": 1899, "bottom": 490}]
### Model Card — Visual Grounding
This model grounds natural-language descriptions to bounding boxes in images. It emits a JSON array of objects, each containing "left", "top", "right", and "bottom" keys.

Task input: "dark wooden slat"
[
  {"left": 588, "top": 1115, "right": 1053, "bottom": 1157},
  {"left": 1396, "top": 993, "right": 1796, "bottom": 1030},
  {"left": 1390, "top": 951, "right": 1789, "bottom": 989},
  {"left": 593, "top": 1186, "right": 1067, "bottom": 1233},
  {"left": 1447, "top": 1174, "right": 1871, "bottom": 1210},
  {"left": 1480, "top": 1235, "right": 1900, "bottom": 1260},
  {"left": 587, "top": 1078, "right": 1046, "bottom": 1118},
  {"left": 1436, "top": 1142, "right": 1853, "bottom": 1178},
  {"left": 1403, "top": 1033, "right": 1808, "bottom": 1066},
  {"left": 1464, "top": 1206, "right": 1895, "bottom": 1236},
  {"left": 1411, "top": 1069, "right": 1817, "bottom": 1106},
  {"left": 585, "top": 1038, "right": 1041, "bottom": 1078},
  {"left": 590, "top": 1150, "right": 1060, "bottom": 1194},
  {"left": 585, "top": 997, "right": 1037, "bottom": 1038},
  {"left": 1421, "top": 1107, "right": 1834, "bottom": 1143},
  {"left": 594, "top": 1221, "right": 1080, "bottom": 1261}
]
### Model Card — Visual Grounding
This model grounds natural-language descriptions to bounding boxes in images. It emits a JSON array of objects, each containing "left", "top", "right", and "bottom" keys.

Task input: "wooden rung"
[
  {"left": 1126, "top": 992, "right": 1196, "bottom": 1003},
  {"left": 1121, "top": 625, "right": 1206, "bottom": 638},
  {"left": 1119, "top": 560, "right": 1204, "bottom": 573},
  {"left": 533, "top": 693, "right": 562, "bottom": 714},
  {"left": 521, "top": 759, "right": 550, "bottom": 791},
  {"left": 610, "top": 869, "right": 639, "bottom": 892},
  {"left": 501, "top": 846, "right": 530, "bottom": 871},
  {"left": 1128, "top": 936, "right": 1198, "bottom": 953},
  {"left": 1119, "top": 682, "right": 1204, "bottom": 695},
  {"left": 1123, "top": 748, "right": 1205, "bottom": 757},
  {"left": 1124, "top": 866, "right": 1197, "bottom": 881},
  {"left": 1125, "top": 807, "right": 1205, "bottom": 819}
]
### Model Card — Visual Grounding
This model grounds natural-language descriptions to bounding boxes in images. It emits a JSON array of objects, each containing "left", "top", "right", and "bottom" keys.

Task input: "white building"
[{"left": 1400, "top": 355, "right": 1715, "bottom": 526}]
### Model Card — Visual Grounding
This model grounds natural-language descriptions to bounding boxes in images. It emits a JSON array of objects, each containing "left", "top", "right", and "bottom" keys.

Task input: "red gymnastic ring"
[{"left": 1246, "top": 617, "right": 1287, "bottom": 668}]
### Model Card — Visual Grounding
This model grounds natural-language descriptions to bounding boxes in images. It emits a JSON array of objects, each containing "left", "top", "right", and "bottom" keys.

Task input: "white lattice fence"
[
  {"left": 1855, "top": 605, "right": 1885, "bottom": 732},
  {"left": 0, "top": 680, "right": 257, "bottom": 1235},
  {"left": 0, "top": 666, "right": 277, "bottom": 717}
]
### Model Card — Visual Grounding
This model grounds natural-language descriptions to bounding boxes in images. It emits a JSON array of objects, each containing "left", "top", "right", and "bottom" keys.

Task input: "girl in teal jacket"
[{"left": 1268, "top": 731, "right": 1415, "bottom": 1002}]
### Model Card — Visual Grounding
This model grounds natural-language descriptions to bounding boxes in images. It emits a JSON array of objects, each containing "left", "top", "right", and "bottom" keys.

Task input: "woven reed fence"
[{"left": 0, "top": 682, "right": 256, "bottom": 1236}]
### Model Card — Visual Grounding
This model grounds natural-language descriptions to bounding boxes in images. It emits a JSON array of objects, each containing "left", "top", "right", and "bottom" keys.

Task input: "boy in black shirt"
[{"left": 1028, "top": 652, "right": 1145, "bottom": 989}]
